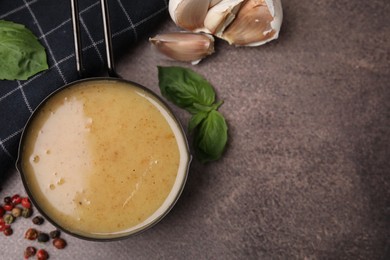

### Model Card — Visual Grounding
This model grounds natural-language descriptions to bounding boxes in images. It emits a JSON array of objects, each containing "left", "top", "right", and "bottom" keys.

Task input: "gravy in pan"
[{"left": 20, "top": 79, "right": 189, "bottom": 239}]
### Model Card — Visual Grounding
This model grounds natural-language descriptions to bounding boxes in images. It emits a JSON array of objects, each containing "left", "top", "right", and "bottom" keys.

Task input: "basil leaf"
[
  {"left": 194, "top": 110, "right": 228, "bottom": 163},
  {"left": 188, "top": 111, "right": 208, "bottom": 132},
  {"left": 158, "top": 66, "right": 215, "bottom": 114},
  {"left": 0, "top": 20, "right": 48, "bottom": 80}
]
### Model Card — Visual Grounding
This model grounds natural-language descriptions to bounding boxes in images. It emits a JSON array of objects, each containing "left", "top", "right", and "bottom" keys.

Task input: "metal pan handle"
[{"left": 70, "top": 0, "right": 118, "bottom": 78}]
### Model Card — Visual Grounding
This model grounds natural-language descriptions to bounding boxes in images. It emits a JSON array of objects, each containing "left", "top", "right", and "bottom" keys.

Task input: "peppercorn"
[
  {"left": 24, "top": 246, "right": 37, "bottom": 259},
  {"left": 11, "top": 207, "right": 22, "bottom": 218},
  {"left": 25, "top": 228, "right": 39, "bottom": 240},
  {"left": 49, "top": 229, "right": 61, "bottom": 239},
  {"left": 22, "top": 207, "right": 33, "bottom": 218},
  {"left": 36, "top": 249, "right": 49, "bottom": 260},
  {"left": 0, "top": 206, "right": 5, "bottom": 217},
  {"left": 11, "top": 194, "right": 22, "bottom": 205},
  {"left": 53, "top": 238, "right": 67, "bottom": 249},
  {"left": 4, "top": 196, "right": 12, "bottom": 204},
  {"left": 37, "top": 232, "right": 50, "bottom": 243},
  {"left": 21, "top": 197, "right": 31, "bottom": 209},
  {"left": 32, "top": 216, "right": 44, "bottom": 225},
  {"left": 3, "top": 226, "right": 13, "bottom": 236},
  {"left": 0, "top": 222, "right": 6, "bottom": 232},
  {"left": 3, "top": 203, "right": 14, "bottom": 211},
  {"left": 3, "top": 214, "right": 14, "bottom": 224}
]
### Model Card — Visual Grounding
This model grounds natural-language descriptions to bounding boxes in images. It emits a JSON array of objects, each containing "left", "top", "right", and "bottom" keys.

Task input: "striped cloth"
[{"left": 0, "top": 0, "right": 168, "bottom": 174}]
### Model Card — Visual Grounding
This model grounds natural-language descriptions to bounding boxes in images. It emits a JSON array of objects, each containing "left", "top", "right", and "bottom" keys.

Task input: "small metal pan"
[{"left": 16, "top": 0, "right": 191, "bottom": 241}]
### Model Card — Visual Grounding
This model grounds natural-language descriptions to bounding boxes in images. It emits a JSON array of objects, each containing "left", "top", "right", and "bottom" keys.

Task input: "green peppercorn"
[
  {"left": 11, "top": 207, "right": 22, "bottom": 218},
  {"left": 49, "top": 229, "right": 61, "bottom": 239},
  {"left": 32, "top": 216, "right": 44, "bottom": 225},
  {"left": 37, "top": 232, "right": 50, "bottom": 243},
  {"left": 24, "top": 228, "right": 39, "bottom": 240},
  {"left": 22, "top": 207, "right": 33, "bottom": 218},
  {"left": 3, "top": 214, "right": 14, "bottom": 224}
]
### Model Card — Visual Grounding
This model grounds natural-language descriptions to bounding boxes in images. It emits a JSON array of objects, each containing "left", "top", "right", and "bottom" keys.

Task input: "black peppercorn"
[
  {"left": 32, "top": 216, "right": 44, "bottom": 225},
  {"left": 49, "top": 229, "right": 61, "bottom": 239},
  {"left": 37, "top": 232, "right": 50, "bottom": 243},
  {"left": 4, "top": 196, "right": 12, "bottom": 204}
]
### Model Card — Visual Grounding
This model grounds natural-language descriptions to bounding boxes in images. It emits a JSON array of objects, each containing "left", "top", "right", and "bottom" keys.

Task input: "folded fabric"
[{"left": 0, "top": 0, "right": 168, "bottom": 175}]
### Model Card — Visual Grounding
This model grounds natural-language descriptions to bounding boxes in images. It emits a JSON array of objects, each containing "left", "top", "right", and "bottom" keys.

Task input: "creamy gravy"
[{"left": 20, "top": 80, "right": 189, "bottom": 238}]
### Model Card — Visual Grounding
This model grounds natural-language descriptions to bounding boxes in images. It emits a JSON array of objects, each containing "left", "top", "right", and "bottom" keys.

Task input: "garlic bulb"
[
  {"left": 154, "top": 0, "right": 283, "bottom": 64},
  {"left": 221, "top": 0, "right": 283, "bottom": 46},
  {"left": 149, "top": 32, "right": 214, "bottom": 65},
  {"left": 169, "top": 0, "right": 282, "bottom": 46}
]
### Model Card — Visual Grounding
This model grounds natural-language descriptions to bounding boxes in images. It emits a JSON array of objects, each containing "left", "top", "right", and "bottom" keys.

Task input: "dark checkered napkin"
[{"left": 0, "top": 0, "right": 168, "bottom": 174}]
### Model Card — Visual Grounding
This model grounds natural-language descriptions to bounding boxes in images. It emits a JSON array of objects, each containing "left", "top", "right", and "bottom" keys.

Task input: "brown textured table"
[{"left": 1, "top": 0, "right": 389, "bottom": 259}]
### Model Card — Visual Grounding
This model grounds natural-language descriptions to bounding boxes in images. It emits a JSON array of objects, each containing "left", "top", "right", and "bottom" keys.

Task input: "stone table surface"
[{"left": 1, "top": 0, "right": 389, "bottom": 259}]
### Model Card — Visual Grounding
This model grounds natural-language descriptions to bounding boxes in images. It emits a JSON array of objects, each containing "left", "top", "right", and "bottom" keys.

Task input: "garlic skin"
[
  {"left": 210, "top": 0, "right": 223, "bottom": 7},
  {"left": 203, "top": 0, "right": 244, "bottom": 35},
  {"left": 149, "top": 32, "right": 214, "bottom": 65},
  {"left": 221, "top": 0, "right": 283, "bottom": 46}
]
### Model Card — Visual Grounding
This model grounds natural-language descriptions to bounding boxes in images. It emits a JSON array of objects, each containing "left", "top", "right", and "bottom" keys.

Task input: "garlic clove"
[
  {"left": 169, "top": 0, "right": 212, "bottom": 31},
  {"left": 203, "top": 0, "right": 244, "bottom": 35},
  {"left": 149, "top": 32, "right": 215, "bottom": 65},
  {"left": 221, "top": 0, "right": 283, "bottom": 46}
]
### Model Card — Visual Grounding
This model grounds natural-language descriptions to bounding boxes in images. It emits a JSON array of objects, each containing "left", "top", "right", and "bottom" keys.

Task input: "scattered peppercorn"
[
  {"left": 24, "top": 246, "right": 37, "bottom": 259},
  {"left": 3, "top": 213, "right": 14, "bottom": 224},
  {"left": 49, "top": 229, "right": 61, "bottom": 239},
  {"left": 53, "top": 238, "right": 67, "bottom": 249},
  {"left": 36, "top": 249, "right": 49, "bottom": 260},
  {"left": 0, "top": 222, "right": 6, "bottom": 232},
  {"left": 3, "top": 226, "right": 13, "bottom": 236},
  {"left": 37, "top": 232, "right": 50, "bottom": 243},
  {"left": 4, "top": 196, "right": 12, "bottom": 204},
  {"left": 11, "top": 194, "right": 22, "bottom": 205},
  {"left": 22, "top": 207, "right": 33, "bottom": 218},
  {"left": 11, "top": 207, "right": 22, "bottom": 218},
  {"left": 21, "top": 197, "right": 32, "bottom": 209},
  {"left": 3, "top": 203, "right": 14, "bottom": 211},
  {"left": 32, "top": 216, "right": 44, "bottom": 225},
  {"left": 0, "top": 206, "right": 5, "bottom": 217},
  {"left": 25, "top": 228, "right": 39, "bottom": 240}
]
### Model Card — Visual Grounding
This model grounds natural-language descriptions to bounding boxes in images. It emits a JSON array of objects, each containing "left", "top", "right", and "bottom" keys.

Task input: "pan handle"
[{"left": 70, "top": 0, "right": 118, "bottom": 78}]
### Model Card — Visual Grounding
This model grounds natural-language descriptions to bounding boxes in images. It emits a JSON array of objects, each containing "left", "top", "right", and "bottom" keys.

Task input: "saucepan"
[{"left": 16, "top": 0, "right": 191, "bottom": 241}]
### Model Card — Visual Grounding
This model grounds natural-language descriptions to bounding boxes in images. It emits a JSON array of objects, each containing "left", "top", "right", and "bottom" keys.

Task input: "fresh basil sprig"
[
  {"left": 158, "top": 66, "right": 228, "bottom": 163},
  {"left": 0, "top": 20, "right": 48, "bottom": 80}
]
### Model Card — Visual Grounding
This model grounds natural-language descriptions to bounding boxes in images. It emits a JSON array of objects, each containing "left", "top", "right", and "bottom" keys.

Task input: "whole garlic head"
[
  {"left": 155, "top": 0, "right": 283, "bottom": 64},
  {"left": 169, "top": 0, "right": 283, "bottom": 46}
]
